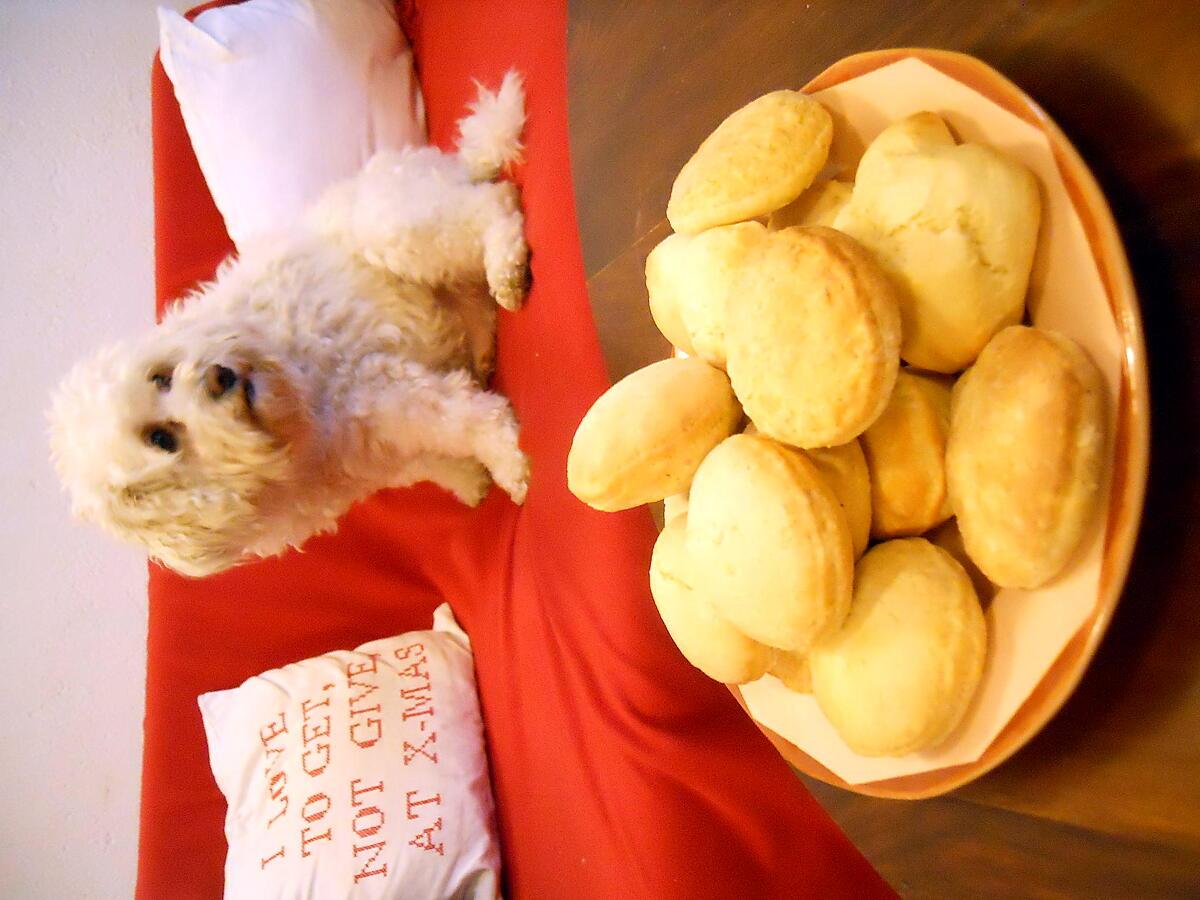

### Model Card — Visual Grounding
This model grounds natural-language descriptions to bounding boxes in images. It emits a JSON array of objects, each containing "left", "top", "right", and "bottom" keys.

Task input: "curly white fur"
[
  {"left": 457, "top": 70, "right": 526, "bottom": 181},
  {"left": 48, "top": 73, "right": 530, "bottom": 578}
]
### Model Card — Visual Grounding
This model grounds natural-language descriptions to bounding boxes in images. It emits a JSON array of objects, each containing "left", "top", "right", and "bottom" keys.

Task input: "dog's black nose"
[{"left": 205, "top": 365, "right": 239, "bottom": 398}]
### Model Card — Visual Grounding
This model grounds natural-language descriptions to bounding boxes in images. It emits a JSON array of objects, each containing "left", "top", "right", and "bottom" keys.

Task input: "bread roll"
[
  {"left": 686, "top": 434, "right": 854, "bottom": 652},
  {"left": 644, "top": 222, "right": 766, "bottom": 367},
  {"left": 650, "top": 516, "right": 771, "bottom": 684},
  {"left": 768, "top": 649, "right": 812, "bottom": 693},
  {"left": 668, "top": 90, "right": 833, "bottom": 233},
  {"left": 804, "top": 440, "right": 872, "bottom": 559},
  {"left": 861, "top": 370, "right": 954, "bottom": 538},
  {"left": 568, "top": 358, "right": 741, "bottom": 511},
  {"left": 768, "top": 178, "right": 852, "bottom": 230},
  {"left": 726, "top": 226, "right": 901, "bottom": 448},
  {"left": 834, "top": 112, "right": 1042, "bottom": 373},
  {"left": 927, "top": 518, "right": 996, "bottom": 606},
  {"left": 663, "top": 492, "right": 690, "bottom": 524},
  {"left": 645, "top": 238, "right": 697, "bottom": 355},
  {"left": 810, "top": 538, "right": 987, "bottom": 756},
  {"left": 946, "top": 326, "right": 1107, "bottom": 588}
]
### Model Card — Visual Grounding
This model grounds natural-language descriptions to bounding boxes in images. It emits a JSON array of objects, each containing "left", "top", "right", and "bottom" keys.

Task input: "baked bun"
[
  {"left": 946, "top": 326, "right": 1107, "bottom": 588},
  {"left": 810, "top": 538, "right": 987, "bottom": 756},
  {"left": 650, "top": 516, "right": 771, "bottom": 684},
  {"left": 686, "top": 434, "right": 853, "bottom": 652},
  {"left": 644, "top": 222, "right": 766, "bottom": 367},
  {"left": 768, "top": 179, "right": 852, "bottom": 230},
  {"left": 804, "top": 440, "right": 872, "bottom": 559},
  {"left": 861, "top": 370, "right": 954, "bottom": 538},
  {"left": 568, "top": 358, "right": 741, "bottom": 511},
  {"left": 663, "top": 492, "right": 690, "bottom": 525},
  {"left": 645, "top": 241, "right": 696, "bottom": 355},
  {"left": 928, "top": 518, "right": 996, "bottom": 606},
  {"left": 834, "top": 112, "right": 1041, "bottom": 373},
  {"left": 726, "top": 226, "right": 901, "bottom": 448},
  {"left": 768, "top": 649, "right": 812, "bottom": 693},
  {"left": 668, "top": 90, "right": 833, "bottom": 234}
]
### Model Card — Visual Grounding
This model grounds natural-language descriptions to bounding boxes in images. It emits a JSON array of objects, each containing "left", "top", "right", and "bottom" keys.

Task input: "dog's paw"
[
  {"left": 491, "top": 449, "right": 530, "bottom": 505},
  {"left": 493, "top": 266, "right": 529, "bottom": 312},
  {"left": 452, "top": 464, "right": 494, "bottom": 507}
]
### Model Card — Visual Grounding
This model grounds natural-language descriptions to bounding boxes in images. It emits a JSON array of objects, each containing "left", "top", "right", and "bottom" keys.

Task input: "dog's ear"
[
  {"left": 117, "top": 483, "right": 150, "bottom": 509},
  {"left": 106, "top": 477, "right": 247, "bottom": 578},
  {"left": 108, "top": 476, "right": 169, "bottom": 524},
  {"left": 149, "top": 539, "right": 246, "bottom": 579}
]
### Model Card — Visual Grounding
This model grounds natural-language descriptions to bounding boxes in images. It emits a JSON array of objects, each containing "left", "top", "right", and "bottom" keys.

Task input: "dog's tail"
[{"left": 456, "top": 69, "right": 525, "bottom": 182}]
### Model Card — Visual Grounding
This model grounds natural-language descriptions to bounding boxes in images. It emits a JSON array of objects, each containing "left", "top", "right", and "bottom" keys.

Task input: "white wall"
[{"left": 0, "top": 2, "right": 188, "bottom": 895}]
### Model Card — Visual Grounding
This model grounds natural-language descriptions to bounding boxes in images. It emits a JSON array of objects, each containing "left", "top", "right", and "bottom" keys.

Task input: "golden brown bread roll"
[
  {"left": 927, "top": 518, "right": 996, "bottom": 606},
  {"left": 650, "top": 516, "right": 771, "bottom": 684},
  {"left": 746, "top": 423, "right": 870, "bottom": 558},
  {"left": 803, "top": 440, "right": 872, "bottom": 559},
  {"left": 945, "top": 325, "right": 1107, "bottom": 588},
  {"left": 668, "top": 90, "right": 833, "bottom": 234},
  {"left": 834, "top": 112, "right": 1042, "bottom": 373},
  {"left": 768, "top": 649, "right": 812, "bottom": 693},
  {"left": 686, "top": 434, "right": 854, "bottom": 652},
  {"left": 768, "top": 178, "right": 853, "bottom": 230},
  {"left": 644, "top": 222, "right": 766, "bottom": 367},
  {"left": 663, "top": 492, "right": 690, "bottom": 524},
  {"left": 568, "top": 357, "right": 742, "bottom": 511},
  {"left": 861, "top": 370, "right": 954, "bottom": 538},
  {"left": 810, "top": 538, "right": 987, "bottom": 756},
  {"left": 725, "top": 226, "right": 902, "bottom": 448},
  {"left": 645, "top": 240, "right": 696, "bottom": 355}
]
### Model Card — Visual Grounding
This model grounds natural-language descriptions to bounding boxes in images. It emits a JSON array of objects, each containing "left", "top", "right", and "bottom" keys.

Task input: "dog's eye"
[
  {"left": 150, "top": 371, "right": 172, "bottom": 392},
  {"left": 146, "top": 427, "right": 179, "bottom": 453}
]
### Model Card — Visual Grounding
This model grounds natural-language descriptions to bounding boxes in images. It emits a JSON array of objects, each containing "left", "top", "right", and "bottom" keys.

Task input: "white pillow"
[
  {"left": 199, "top": 604, "right": 501, "bottom": 899},
  {"left": 158, "top": 0, "right": 426, "bottom": 249}
]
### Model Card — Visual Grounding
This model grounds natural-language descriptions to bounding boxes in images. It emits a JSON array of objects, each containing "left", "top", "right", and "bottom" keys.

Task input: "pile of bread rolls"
[{"left": 568, "top": 90, "right": 1108, "bottom": 757}]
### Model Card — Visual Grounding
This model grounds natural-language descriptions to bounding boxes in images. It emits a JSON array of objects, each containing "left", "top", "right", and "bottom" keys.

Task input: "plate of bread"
[{"left": 568, "top": 48, "right": 1148, "bottom": 798}]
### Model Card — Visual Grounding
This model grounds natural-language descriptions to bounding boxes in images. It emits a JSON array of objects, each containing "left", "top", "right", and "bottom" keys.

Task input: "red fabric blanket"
[{"left": 137, "top": 1, "right": 893, "bottom": 897}]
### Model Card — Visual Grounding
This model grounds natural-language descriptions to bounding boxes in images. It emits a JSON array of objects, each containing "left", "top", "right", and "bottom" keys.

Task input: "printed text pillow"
[{"left": 199, "top": 604, "right": 501, "bottom": 899}]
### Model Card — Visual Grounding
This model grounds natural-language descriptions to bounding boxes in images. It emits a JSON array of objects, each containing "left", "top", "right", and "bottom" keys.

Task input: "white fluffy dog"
[{"left": 49, "top": 73, "right": 531, "bottom": 577}]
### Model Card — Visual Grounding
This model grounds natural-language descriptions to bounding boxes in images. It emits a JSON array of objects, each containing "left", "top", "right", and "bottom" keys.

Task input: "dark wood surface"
[{"left": 566, "top": 2, "right": 1200, "bottom": 896}]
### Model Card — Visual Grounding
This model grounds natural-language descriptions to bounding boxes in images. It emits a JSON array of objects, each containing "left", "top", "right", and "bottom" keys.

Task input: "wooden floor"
[{"left": 566, "top": 2, "right": 1200, "bottom": 896}]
